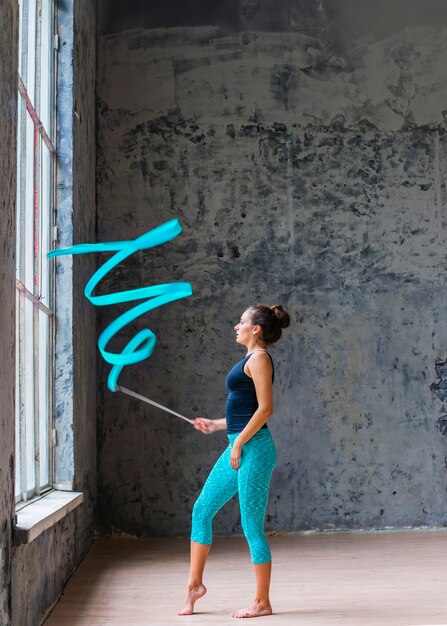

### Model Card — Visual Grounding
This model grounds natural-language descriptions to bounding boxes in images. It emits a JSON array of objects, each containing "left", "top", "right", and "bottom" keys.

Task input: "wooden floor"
[{"left": 44, "top": 530, "right": 447, "bottom": 626}]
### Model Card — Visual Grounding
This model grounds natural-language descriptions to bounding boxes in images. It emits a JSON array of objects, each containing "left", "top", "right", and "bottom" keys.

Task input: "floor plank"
[{"left": 44, "top": 530, "right": 447, "bottom": 625}]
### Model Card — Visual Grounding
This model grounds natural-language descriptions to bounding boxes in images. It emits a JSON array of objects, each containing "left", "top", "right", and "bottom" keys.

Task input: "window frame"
[{"left": 15, "top": 0, "right": 58, "bottom": 508}]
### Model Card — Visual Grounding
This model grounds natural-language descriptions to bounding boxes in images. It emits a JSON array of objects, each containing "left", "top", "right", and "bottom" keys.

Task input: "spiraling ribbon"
[{"left": 48, "top": 219, "right": 194, "bottom": 422}]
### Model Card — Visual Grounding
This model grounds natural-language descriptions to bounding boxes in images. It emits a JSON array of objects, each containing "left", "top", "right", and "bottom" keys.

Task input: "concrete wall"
[
  {"left": 96, "top": 0, "right": 447, "bottom": 537},
  {"left": 0, "top": 2, "right": 18, "bottom": 623},
  {"left": 8, "top": 2, "right": 97, "bottom": 625}
]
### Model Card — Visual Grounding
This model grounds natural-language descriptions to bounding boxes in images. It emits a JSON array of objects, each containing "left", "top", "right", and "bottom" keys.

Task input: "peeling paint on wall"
[{"left": 431, "top": 360, "right": 447, "bottom": 437}]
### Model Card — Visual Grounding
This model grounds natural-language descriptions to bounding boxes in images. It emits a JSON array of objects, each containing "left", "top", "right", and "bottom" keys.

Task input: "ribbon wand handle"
[{"left": 116, "top": 385, "right": 195, "bottom": 424}]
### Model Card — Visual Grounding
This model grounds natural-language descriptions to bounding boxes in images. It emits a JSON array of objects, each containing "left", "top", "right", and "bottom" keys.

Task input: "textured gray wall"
[
  {"left": 9, "top": 2, "right": 97, "bottom": 625},
  {"left": 0, "top": 2, "right": 18, "bottom": 623},
  {"left": 71, "top": 0, "right": 97, "bottom": 511},
  {"left": 96, "top": 0, "right": 447, "bottom": 537}
]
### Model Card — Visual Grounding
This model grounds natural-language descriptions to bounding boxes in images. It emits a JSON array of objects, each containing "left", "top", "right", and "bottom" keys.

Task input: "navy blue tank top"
[{"left": 225, "top": 351, "right": 274, "bottom": 434}]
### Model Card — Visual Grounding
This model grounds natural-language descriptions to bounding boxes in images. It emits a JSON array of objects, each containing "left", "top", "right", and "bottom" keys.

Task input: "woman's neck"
[{"left": 245, "top": 339, "right": 267, "bottom": 355}]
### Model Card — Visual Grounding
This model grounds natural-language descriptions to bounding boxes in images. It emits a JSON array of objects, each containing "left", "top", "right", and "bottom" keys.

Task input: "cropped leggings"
[{"left": 190, "top": 428, "right": 277, "bottom": 564}]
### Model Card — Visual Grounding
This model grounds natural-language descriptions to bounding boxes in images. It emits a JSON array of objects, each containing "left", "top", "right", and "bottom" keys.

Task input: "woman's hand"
[
  {"left": 192, "top": 418, "right": 218, "bottom": 435},
  {"left": 230, "top": 442, "right": 242, "bottom": 471}
]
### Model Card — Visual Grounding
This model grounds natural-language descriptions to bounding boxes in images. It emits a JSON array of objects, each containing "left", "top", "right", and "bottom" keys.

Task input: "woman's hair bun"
[
  {"left": 248, "top": 303, "right": 290, "bottom": 345},
  {"left": 270, "top": 304, "right": 290, "bottom": 329}
]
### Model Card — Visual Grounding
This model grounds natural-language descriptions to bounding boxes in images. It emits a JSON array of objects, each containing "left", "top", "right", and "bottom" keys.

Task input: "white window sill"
[{"left": 14, "top": 490, "right": 84, "bottom": 545}]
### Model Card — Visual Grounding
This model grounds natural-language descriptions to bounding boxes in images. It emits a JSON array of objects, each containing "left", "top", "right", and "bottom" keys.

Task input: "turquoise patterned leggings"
[{"left": 190, "top": 428, "right": 277, "bottom": 564}]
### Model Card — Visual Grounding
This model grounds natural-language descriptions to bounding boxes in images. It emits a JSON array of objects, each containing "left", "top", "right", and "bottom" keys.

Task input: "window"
[{"left": 15, "top": 0, "right": 57, "bottom": 506}]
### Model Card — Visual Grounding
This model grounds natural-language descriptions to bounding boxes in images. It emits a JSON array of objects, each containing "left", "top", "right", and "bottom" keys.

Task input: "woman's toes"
[
  {"left": 231, "top": 606, "right": 250, "bottom": 618},
  {"left": 177, "top": 608, "right": 193, "bottom": 616},
  {"left": 231, "top": 604, "right": 272, "bottom": 618}
]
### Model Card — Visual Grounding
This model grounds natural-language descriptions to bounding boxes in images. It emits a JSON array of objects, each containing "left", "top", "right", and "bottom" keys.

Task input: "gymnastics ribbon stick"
[
  {"left": 48, "top": 219, "right": 193, "bottom": 393},
  {"left": 116, "top": 385, "right": 194, "bottom": 424}
]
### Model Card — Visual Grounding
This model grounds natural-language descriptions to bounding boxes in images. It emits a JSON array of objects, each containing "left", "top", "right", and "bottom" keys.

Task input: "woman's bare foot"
[
  {"left": 231, "top": 600, "right": 273, "bottom": 618},
  {"left": 177, "top": 583, "right": 207, "bottom": 615}
]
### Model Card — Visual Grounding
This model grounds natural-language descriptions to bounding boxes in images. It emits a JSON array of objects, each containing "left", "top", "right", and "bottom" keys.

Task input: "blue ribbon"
[{"left": 48, "top": 219, "right": 193, "bottom": 391}]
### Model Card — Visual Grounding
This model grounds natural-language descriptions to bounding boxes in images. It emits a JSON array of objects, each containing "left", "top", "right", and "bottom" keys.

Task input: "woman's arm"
[
  {"left": 193, "top": 417, "right": 227, "bottom": 434},
  {"left": 230, "top": 352, "right": 273, "bottom": 469}
]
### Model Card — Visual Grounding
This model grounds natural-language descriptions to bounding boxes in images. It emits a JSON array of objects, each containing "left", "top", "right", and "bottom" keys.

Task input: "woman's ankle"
[{"left": 187, "top": 580, "right": 204, "bottom": 590}]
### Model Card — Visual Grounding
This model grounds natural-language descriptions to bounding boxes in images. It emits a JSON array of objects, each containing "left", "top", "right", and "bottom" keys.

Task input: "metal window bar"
[
  {"left": 18, "top": 77, "right": 55, "bottom": 154},
  {"left": 16, "top": 0, "right": 56, "bottom": 505}
]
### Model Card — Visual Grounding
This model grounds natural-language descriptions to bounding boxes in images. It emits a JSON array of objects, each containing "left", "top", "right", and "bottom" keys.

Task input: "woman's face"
[{"left": 234, "top": 309, "right": 256, "bottom": 345}]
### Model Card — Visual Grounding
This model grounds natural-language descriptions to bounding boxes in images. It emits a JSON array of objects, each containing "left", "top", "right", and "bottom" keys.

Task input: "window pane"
[
  {"left": 39, "top": 310, "right": 50, "bottom": 488},
  {"left": 17, "top": 289, "right": 27, "bottom": 499},
  {"left": 25, "top": 297, "right": 35, "bottom": 494},
  {"left": 16, "top": 96, "right": 25, "bottom": 280},
  {"left": 18, "top": 1, "right": 24, "bottom": 76},
  {"left": 24, "top": 112, "right": 35, "bottom": 293},
  {"left": 15, "top": 289, "right": 21, "bottom": 498},
  {"left": 40, "top": 140, "right": 51, "bottom": 306},
  {"left": 27, "top": 1, "right": 37, "bottom": 103},
  {"left": 21, "top": 0, "right": 37, "bottom": 103},
  {"left": 40, "top": 0, "right": 53, "bottom": 136}
]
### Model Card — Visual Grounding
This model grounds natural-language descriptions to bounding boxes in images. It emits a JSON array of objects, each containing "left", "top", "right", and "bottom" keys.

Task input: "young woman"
[{"left": 178, "top": 304, "right": 290, "bottom": 619}]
